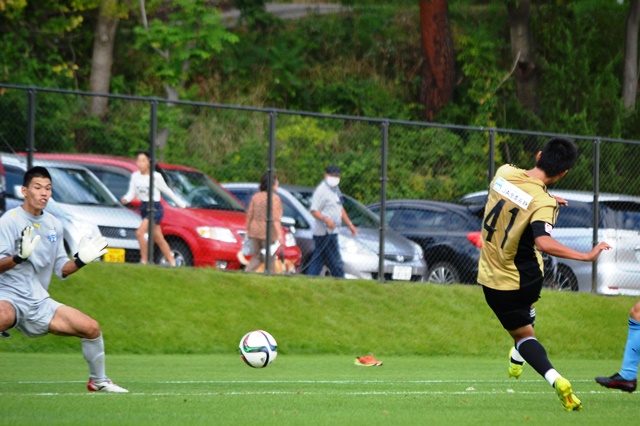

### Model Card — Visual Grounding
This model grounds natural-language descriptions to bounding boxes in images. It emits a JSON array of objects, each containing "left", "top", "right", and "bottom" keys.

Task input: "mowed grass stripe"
[{"left": 2, "top": 354, "right": 636, "bottom": 425}]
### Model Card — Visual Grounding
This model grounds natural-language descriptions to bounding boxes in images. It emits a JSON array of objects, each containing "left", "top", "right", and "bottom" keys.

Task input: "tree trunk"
[
  {"left": 622, "top": 0, "right": 640, "bottom": 110},
  {"left": 89, "top": 0, "right": 120, "bottom": 119},
  {"left": 507, "top": 0, "right": 539, "bottom": 116},
  {"left": 418, "top": 0, "right": 455, "bottom": 121}
]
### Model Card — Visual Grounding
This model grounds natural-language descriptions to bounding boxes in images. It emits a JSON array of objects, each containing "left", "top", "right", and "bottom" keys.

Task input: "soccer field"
[{"left": 2, "top": 353, "right": 636, "bottom": 425}]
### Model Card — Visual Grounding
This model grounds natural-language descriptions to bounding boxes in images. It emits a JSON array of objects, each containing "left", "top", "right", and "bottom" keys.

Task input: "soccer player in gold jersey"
[{"left": 478, "top": 137, "right": 611, "bottom": 411}]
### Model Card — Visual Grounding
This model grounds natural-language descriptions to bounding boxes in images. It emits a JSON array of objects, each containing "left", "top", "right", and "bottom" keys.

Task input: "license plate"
[
  {"left": 392, "top": 265, "right": 412, "bottom": 281},
  {"left": 103, "top": 248, "right": 125, "bottom": 263}
]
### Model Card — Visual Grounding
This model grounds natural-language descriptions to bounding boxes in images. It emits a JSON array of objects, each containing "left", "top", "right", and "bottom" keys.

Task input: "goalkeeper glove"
[
  {"left": 13, "top": 226, "right": 41, "bottom": 264},
  {"left": 74, "top": 235, "right": 108, "bottom": 268}
]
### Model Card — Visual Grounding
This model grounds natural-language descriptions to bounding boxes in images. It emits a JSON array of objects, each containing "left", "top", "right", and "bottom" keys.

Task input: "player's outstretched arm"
[{"left": 535, "top": 235, "right": 611, "bottom": 262}]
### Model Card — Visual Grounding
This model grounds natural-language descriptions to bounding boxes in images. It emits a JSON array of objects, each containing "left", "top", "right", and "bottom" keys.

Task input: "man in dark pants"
[{"left": 307, "top": 165, "right": 357, "bottom": 277}]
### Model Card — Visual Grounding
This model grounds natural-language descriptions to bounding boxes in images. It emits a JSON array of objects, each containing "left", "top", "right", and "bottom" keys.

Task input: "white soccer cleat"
[{"left": 87, "top": 379, "right": 129, "bottom": 393}]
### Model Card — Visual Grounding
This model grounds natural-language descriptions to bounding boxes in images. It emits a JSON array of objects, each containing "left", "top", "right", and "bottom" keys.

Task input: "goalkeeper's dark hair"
[
  {"left": 23, "top": 166, "right": 52, "bottom": 187},
  {"left": 536, "top": 137, "right": 578, "bottom": 177}
]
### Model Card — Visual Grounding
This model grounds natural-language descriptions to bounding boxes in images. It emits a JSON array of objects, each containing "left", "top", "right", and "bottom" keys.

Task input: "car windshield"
[
  {"left": 342, "top": 196, "right": 380, "bottom": 228},
  {"left": 289, "top": 188, "right": 313, "bottom": 210},
  {"left": 162, "top": 168, "right": 245, "bottom": 211},
  {"left": 48, "top": 167, "right": 119, "bottom": 206},
  {"left": 88, "top": 169, "right": 131, "bottom": 200}
]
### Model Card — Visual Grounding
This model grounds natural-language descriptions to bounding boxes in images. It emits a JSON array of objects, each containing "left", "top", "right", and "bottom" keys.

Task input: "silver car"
[
  {"left": 460, "top": 189, "right": 640, "bottom": 295},
  {"left": 224, "top": 182, "right": 427, "bottom": 281},
  {"left": 1, "top": 153, "right": 142, "bottom": 263}
]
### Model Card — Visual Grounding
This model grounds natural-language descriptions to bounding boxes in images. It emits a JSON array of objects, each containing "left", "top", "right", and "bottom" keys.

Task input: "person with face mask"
[{"left": 307, "top": 165, "right": 357, "bottom": 277}]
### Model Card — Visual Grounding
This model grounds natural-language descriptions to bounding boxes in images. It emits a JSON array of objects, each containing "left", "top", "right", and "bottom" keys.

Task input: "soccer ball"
[{"left": 239, "top": 330, "right": 278, "bottom": 368}]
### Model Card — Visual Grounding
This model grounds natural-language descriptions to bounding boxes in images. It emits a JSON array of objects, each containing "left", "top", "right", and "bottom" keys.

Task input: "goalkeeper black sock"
[{"left": 516, "top": 337, "right": 554, "bottom": 377}]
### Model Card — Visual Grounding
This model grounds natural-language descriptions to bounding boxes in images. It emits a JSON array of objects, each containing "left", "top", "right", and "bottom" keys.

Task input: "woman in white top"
[{"left": 121, "top": 151, "right": 186, "bottom": 266}]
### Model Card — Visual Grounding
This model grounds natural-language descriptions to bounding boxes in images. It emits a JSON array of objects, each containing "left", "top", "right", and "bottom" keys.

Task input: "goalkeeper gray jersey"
[{"left": 0, "top": 207, "right": 68, "bottom": 300}]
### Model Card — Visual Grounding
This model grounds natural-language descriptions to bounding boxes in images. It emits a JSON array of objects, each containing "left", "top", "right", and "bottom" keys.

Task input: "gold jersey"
[{"left": 478, "top": 164, "right": 558, "bottom": 290}]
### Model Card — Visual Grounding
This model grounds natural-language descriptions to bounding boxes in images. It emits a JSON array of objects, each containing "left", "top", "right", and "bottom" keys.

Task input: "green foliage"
[
  {"left": 440, "top": 1, "right": 511, "bottom": 128},
  {"left": 386, "top": 127, "right": 489, "bottom": 201},
  {"left": 231, "top": 0, "right": 278, "bottom": 29},
  {"left": 534, "top": 0, "right": 628, "bottom": 137},
  {"left": 2, "top": 0, "right": 640, "bottom": 199},
  {"left": 0, "top": 0, "right": 99, "bottom": 86},
  {"left": 133, "top": 0, "right": 239, "bottom": 89}
]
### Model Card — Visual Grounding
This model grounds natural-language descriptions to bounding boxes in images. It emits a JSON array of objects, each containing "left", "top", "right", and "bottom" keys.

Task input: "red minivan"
[{"left": 30, "top": 153, "right": 301, "bottom": 270}]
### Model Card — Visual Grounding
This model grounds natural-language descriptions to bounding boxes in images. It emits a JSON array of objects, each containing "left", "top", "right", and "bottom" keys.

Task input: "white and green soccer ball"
[{"left": 239, "top": 330, "right": 278, "bottom": 368}]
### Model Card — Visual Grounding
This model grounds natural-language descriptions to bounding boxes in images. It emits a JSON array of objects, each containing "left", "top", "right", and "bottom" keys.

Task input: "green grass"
[
  {"left": 2, "top": 353, "right": 637, "bottom": 425},
  {"left": 1, "top": 263, "right": 637, "bottom": 424}
]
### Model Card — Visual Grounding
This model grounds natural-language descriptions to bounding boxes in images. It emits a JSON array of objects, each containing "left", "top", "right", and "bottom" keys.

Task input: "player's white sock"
[
  {"left": 82, "top": 333, "right": 107, "bottom": 382},
  {"left": 544, "top": 369, "right": 561, "bottom": 387}
]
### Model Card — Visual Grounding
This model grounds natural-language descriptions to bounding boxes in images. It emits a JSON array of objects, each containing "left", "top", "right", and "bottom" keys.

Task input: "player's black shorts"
[{"left": 482, "top": 282, "right": 541, "bottom": 331}]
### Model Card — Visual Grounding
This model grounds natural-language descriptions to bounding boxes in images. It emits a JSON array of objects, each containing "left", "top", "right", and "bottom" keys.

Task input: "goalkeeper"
[{"left": 0, "top": 166, "right": 127, "bottom": 393}]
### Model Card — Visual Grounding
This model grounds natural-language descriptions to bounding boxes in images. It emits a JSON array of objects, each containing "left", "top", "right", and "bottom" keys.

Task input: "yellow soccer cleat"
[
  {"left": 554, "top": 377, "right": 582, "bottom": 412},
  {"left": 508, "top": 347, "right": 524, "bottom": 379}
]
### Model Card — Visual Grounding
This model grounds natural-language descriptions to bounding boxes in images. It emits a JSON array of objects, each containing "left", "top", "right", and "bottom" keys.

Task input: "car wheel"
[
  {"left": 546, "top": 264, "right": 579, "bottom": 292},
  {"left": 426, "top": 262, "right": 460, "bottom": 285},
  {"left": 155, "top": 239, "right": 193, "bottom": 267}
]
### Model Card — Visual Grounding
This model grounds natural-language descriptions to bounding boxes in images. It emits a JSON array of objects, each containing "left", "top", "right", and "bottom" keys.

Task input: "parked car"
[
  {"left": 273, "top": 184, "right": 427, "bottom": 281},
  {"left": 367, "top": 199, "right": 484, "bottom": 284},
  {"left": 1, "top": 153, "right": 139, "bottom": 261},
  {"left": 30, "top": 153, "right": 301, "bottom": 269},
  {"left": 460, "top": 189, "right": 640, "bottom": 295}
]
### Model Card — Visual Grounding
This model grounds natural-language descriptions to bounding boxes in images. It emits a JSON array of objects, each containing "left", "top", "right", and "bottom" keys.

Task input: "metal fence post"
[
  {"left": 265, "top": 110, "right": 277, "bottom": 274},
  {"left": 378, "top": 121, "right": 389, "bottom": 282},
  {"left": 488, "top": 129, "right": 496, "bottom": 184},
  {"left": 148, "top": 99, "right": 158, "bottom": 264},
  {"left": 26, "top": 89, "right": 36, "bottom": 169},
  {"left": 591, "top": 138, "right": 601, "bottom": 294}
]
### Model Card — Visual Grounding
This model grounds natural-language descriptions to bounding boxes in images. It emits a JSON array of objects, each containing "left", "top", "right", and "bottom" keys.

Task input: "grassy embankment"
[{"left": 1, "top": 262, "right": 632, "bottom": 359}]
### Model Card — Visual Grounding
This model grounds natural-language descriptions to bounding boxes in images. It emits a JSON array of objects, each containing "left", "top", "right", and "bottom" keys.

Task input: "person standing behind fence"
[
  {"left": 244, "top": 173, "right": 286, "bottom": 273},
  {"left": 307, "top": 165, "right": 357, "bottom": 277},
  {"left": 121, "top": 151, "right": 186, "bottom": 266}
]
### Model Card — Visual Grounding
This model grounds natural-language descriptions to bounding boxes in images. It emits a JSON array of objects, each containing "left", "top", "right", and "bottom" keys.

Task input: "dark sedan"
[{"left": 367, "top": 199, "right": 484, "bottom": 284}]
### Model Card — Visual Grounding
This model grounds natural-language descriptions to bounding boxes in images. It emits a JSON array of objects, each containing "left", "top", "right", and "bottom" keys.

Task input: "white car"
[{"left": 460, "top": 190, "right": 640, "bottom": 295}]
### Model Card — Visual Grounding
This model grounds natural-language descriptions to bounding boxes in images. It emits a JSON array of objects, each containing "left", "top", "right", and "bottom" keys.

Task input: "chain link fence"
[{"left": 1, "top": 84, "right": 640, "bottom": 294}]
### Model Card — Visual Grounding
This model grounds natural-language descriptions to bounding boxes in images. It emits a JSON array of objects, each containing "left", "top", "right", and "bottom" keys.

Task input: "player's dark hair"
[
  {"left": 536, "top": 138, "right": 578, "bottom": 177},
  {"left": 23, "top": 166, "right": 52, "bottom": 187},
  {"left": 259, "top": 172, "right": 277, "bottom": 192}
]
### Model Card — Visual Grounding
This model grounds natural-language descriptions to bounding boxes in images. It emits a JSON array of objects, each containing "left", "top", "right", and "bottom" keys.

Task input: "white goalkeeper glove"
[
  {"left": 74, "top": 235, "right": 108, "bottom": 268},
  {"left": 13, "top": 226, "right": 41, "bottom": 264}
]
